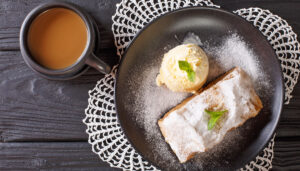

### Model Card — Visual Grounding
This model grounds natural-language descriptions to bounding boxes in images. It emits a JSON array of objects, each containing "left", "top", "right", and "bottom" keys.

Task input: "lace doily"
[
  {"left": 234, "top": 8, "right": 300, "bottom": 104},
  {"left": 83, "top": 1, "right": 300, "bottom": 170}
]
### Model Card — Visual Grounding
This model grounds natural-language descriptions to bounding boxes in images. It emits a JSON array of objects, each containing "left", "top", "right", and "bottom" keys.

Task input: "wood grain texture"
[
  {"left": 0, "top": 0, "right": 120, "bottom": 50},
  {"left": 276, "top": 81, "right": 300, "bottom": 138},
  {"left": 0, "top": 50, "right": 117, "bottom": 142},
  {"left": 0, "top": 0, "right": 299, "bottom": 142},
  {"left": 0, "top": 139, "right": 298, "bottom": 171},
  {"left": 273, "top": 137, "right": 300, "bottom": 171},
  {"left": 0, "top": 0, "right": 299, "bottom": 170},
  {"left": 0, "top": 0, "right": 119, "bottom": 142},
  {"left": 0, "top": 142, "right": 120, "bottom": 171}
]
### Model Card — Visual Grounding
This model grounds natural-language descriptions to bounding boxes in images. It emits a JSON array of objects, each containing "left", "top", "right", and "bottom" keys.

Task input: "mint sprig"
[
  {"left": 178, "top": 60, "right": 195, "bottom": 82},
  {"left": 205, "top": 109, "right": 228, "bottom": 130}
]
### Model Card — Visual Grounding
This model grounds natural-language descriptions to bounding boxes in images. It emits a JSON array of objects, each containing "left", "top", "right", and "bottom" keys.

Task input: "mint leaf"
[
  {"left": 207, "top": 114, "right": 222, "bottom": 130},
  {"left": 178, "top": 60, "right": 195, "bottom": 82},
  {"left": 205, "top": 109, "right": 228, "bottom": 130},
  {"left": 178, "top": 60, "right": 191, "bottom": 70},
  {"left": 187, "top": 71, "right": 195, "bottom": 82},
  {"left": 205, "top": 109, "right": 228, "bottom": 116}
]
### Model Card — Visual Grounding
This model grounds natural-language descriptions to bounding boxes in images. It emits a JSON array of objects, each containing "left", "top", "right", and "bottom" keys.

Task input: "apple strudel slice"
[{"left": 158, "top": 67, "right": 263, "bottom": 163}]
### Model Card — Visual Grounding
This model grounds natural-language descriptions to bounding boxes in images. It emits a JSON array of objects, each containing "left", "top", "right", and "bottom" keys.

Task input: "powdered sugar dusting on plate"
[
  {"left": 183, "top": 32, "right": 203, "bottom": 46},
  {"left": 126, "top": 33, "right": 271, "bottom": 169},
  {"left": 202, "top": 33, "right": 270, "bottom": 96},
  {"left": 127, "top": 59, "right": 189, "bottom": 168}
]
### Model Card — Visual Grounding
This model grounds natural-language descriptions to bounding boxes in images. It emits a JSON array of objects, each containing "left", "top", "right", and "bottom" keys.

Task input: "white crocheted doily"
[{"left": 83, "top": 0, "right": 300, "bottom": 171}]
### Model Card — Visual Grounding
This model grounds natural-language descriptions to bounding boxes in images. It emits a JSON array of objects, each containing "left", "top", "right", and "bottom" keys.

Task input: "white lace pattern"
[{"left": 83, "top": 1, "right": 300, "bottom": 170}]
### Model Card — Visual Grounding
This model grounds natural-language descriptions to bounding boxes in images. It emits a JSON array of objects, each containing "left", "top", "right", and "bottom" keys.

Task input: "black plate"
[{"left": 115, "top": 7, "right": 283, "bottom": 171}]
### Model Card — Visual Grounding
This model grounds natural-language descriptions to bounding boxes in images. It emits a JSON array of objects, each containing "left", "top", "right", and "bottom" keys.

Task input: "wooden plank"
[
  {"left": 277, "top": 83, "right": 300, "bottom": 138},
  {"left": 0, "top": 0, "right": 120, "bottom": 50},
  {"left": 0, "top": 51, "right": 116, "bottom": 142},
  {"left": 0, "top": 142, "right": 120, "bottom": 170},
  {"left": 3, "top": 0, "right": 298, "bottom": 51},
  {"left": 0, "top": 0, "right": 120, "bottom": 142},
  {"left": 0, "top": 1, "right": 299, "bottom": 170},
  {"left": 0, "top": 138, "right": 298, "bottom": 171},
  {"left": 214, "top": 0, "right": 300, "bottom": 54},
  {"left": 273, "top": 137, "right": 300, "bottom": 170},
  {"left": 1, "top": 50, "right": 300, "bottom": 141},
  {"left": 0, "top": 0, "right": 300, "bottom": 141}
]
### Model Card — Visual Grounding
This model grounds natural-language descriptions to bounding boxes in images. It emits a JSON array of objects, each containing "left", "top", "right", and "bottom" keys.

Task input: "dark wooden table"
[{"left": 0, "top": 0, "right": 299, "bottom": 170}]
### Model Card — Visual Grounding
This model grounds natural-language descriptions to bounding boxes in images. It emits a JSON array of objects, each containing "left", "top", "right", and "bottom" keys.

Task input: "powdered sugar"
[
  {"left": 128, "top": 60, "right": 189, "bottom": 133},
  {"left": 203, "top": 33, "right": 270, "bottom": 95},
  {"left": 183, "top": 32, "right": 203, "bottom": 46},
  {"left": 126, "top": 32, "right": 270, "bottom": 169},
  {"left": 158, "top": 68, "right": 262, "bottom": 163},
  {"left": 127, "top": 60, "right": 189, "bottom": 168}
]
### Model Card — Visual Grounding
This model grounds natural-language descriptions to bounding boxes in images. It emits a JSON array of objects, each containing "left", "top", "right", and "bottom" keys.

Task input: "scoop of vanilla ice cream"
[{"left": 156, "top": 44, "right": 209, "bottom": 93}]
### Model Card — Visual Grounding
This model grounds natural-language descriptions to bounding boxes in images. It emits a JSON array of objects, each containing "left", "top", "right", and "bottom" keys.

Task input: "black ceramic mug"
[{"left": 20, "top": 2, "right": 111, "bottom": 80}]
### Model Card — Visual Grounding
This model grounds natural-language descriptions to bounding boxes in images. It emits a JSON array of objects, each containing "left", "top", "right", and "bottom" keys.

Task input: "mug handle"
[{"left": 86, "top": 53, "right": 111, "bottom": 74}]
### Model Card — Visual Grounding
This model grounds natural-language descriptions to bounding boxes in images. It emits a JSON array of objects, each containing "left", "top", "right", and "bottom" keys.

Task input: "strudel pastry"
[{"left": 158, "top": 67, "right": 263, "bottom": 163}]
